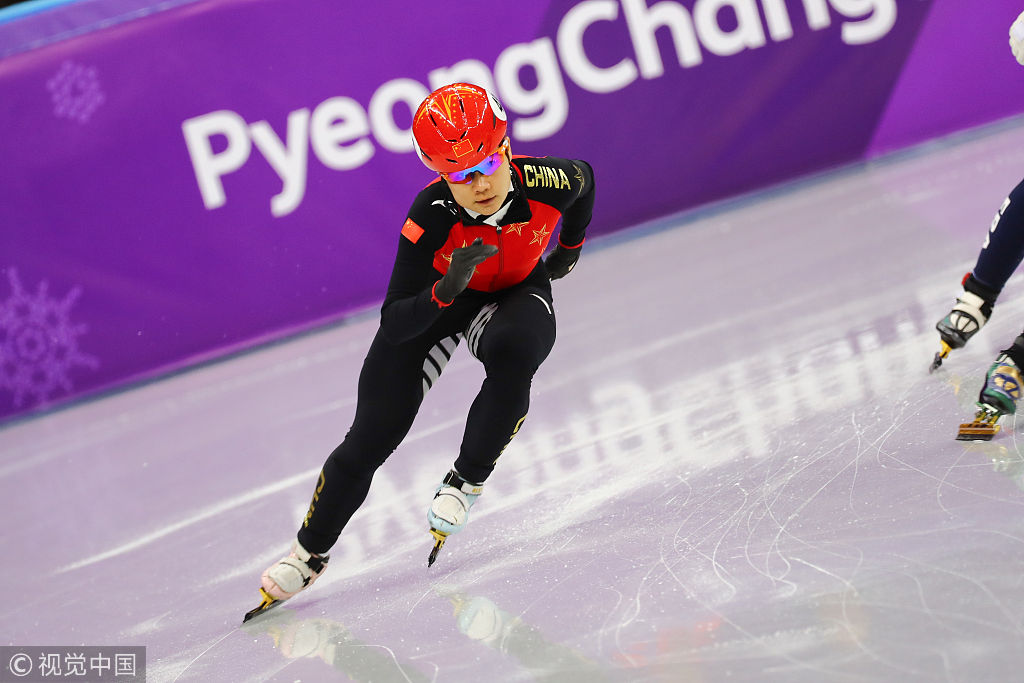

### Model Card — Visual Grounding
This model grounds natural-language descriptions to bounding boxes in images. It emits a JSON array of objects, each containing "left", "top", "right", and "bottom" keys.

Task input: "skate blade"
[
  {"left": 956, "top": 406, "right": 1003, "bottom": 441},
  {"left": 956, "top": 422, "right": 1001, "bottom": 441},
  {"left": 428, "top": 529, "right": 448, "bottom": 568},
  {"left": 929, "top": 341, "right": 952, "bottom": 374},
  {"left": 242, "top": 587, "right": 282, "bottom": 623}
]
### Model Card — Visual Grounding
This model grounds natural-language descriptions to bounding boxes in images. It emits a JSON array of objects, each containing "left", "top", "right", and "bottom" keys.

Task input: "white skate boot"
[
  {"left": 243, "top": 540, "right": 329, "bottom": 622},
  {"left": 426, "top": 469, "right": 483, "bottom": 567}
]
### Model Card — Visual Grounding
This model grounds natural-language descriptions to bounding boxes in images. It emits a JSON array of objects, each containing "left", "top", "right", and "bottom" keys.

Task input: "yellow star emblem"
[
  {"left": 505, "top": 222, "right": 525, "bottom": 236},
  {"left": 530, "top": 225, "right": 550, "bottom": 246},
  {"left": 442, "top": 240, "right": 468, "bottom": 263}
]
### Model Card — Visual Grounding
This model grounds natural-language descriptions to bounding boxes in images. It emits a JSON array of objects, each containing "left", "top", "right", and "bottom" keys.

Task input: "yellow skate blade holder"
[
  {"left": 956, "top": 405, "right": 1003, "bottom": 441},
  {"left": 242, "top": 587, "right": 281, "bottom": 623},
  {"left": 428, "top": 528, "right": 448, "bottom": 568},
  {"left": 929, "top": 340, "right": 952, "bottom": 374}
]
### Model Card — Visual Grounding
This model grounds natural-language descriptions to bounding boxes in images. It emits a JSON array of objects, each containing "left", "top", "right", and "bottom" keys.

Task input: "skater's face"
[{"left": 443, "top": 138, "right": 512, "bottom": 216}]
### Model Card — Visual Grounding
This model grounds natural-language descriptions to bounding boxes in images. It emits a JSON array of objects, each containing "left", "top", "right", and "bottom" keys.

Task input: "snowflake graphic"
[
  {"left": 0, "top": 268, "right": 99, "bottom": 409},
  {"left": 46, "top": 60, "right": 106, "bottom": 124}
]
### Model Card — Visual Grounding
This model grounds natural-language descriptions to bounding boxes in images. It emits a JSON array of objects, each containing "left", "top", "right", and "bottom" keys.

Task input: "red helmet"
[{"left": 412, "top": 83, "right": 507, "bottom": 174}]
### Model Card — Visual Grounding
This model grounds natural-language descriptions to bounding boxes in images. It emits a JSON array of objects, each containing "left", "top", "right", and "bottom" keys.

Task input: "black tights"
[{"left": 297, "top": 270, "right": 556, "bottom": 554}]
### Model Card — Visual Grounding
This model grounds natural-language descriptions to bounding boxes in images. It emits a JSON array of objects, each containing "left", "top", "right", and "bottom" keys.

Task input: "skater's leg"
[
  {"left": 972, "top": 178, "right": 1024, "bottom": 295},
  {"left": 297, "top": 329, "right": 450, "bottom": 553},
  {"left": 954, "top": 334, "right": 1024, "bottom": 441},
  {"left": 979, "top": 332, "right": 1024, "bottom": 414},
  {"left": 455, "top": 284, "right": 555, "bottom": 482},
  {"left": 427, "top": 282, "right": 555, "bottom": 541},
  {"left": 997, "top": 333, "right": 1024, "bottom": 367},
  {"left": 253, "top": 325, "right": 468, "bottom": 609},
  {"left": 933, "top": 178, "right": 1024, "bottom": 370}
]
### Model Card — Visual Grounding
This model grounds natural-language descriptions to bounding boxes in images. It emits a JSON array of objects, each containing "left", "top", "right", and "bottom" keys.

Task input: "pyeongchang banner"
[{"left": 1, "top": 0, "right": 1024, "bottom": 424}]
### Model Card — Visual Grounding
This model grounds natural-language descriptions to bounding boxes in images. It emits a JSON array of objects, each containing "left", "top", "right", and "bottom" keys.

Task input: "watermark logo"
[{"left": 1, "top": 646, "right": 145, "bottom": 682}]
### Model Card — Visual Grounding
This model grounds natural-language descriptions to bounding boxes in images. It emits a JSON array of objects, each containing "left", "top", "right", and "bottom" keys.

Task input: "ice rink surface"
[{"left": 5, "top": 119, "right": 1024, "bottom": 682}]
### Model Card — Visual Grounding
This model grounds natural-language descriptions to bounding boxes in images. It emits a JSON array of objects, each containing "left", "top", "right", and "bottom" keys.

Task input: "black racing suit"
[
  {"left": 297, "top": 155, "right": 596, "bottom": 554},
  {"left": 970, "top": 179, "right": 1024, "bottom": 295}
]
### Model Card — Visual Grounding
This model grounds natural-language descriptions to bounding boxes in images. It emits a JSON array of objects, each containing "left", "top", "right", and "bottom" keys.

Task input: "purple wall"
[{"left": 2, "top": 0, "right": 1024, "bottom": 424}]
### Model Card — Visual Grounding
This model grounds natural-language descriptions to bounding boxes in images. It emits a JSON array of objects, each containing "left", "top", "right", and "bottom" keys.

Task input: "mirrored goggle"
[{"left": 444, "top": 141, "right": 508, "bottom": 183}]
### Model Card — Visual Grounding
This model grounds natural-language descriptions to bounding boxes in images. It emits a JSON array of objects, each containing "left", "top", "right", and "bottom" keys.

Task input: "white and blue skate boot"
[
  {"left": 426, "top": 469, "right": 483, "bottom": 567},
  {"left": 957, "top": 354, "right": 1023, "bottom": 441}
]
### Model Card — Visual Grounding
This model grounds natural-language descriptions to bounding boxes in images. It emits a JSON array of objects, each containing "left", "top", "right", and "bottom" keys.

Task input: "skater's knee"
[
  {"left": 480, "top": 330, "right": 550, "bottom": 377},
  {"left": 325, "top": 441, "right": 391, "bottom": 478}
]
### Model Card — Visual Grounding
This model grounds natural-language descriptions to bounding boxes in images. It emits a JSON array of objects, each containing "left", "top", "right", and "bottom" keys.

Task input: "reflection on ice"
[{"left": 244, "top": 609, "right": 431, "bottom": 683}]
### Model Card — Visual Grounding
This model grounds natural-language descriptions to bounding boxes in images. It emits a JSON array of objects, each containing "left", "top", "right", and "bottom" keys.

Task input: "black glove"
[
  {"left": 544, "top": 244, "right": 581, "bottom": 280},
  {"left": 935, "top": 273, "right": 998, "bottom": 349},
  {"left": 434, "top": 237, "right": 498, "bottom": 304}
]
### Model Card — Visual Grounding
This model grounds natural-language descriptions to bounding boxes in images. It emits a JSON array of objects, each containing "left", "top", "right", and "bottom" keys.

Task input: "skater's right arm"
[
  {"left": 379, "top": 238, "right": 446, "bottom": 344},
  {"left": 379, "top": 186, "right": 496, "bottom": 344},
  {"left": 379, "top": 198, "right": 451, "bottom": 343}
]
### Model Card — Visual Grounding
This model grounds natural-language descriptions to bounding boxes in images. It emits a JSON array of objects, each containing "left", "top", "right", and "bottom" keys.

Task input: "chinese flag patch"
[{"left": 401, "top": 218, "right": 424, "bottom": 244}]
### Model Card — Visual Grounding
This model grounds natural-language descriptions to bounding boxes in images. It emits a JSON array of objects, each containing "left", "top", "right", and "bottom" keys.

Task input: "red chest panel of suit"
[{"left": 432, "top": 201, "right": 563, "bottom": 292}]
